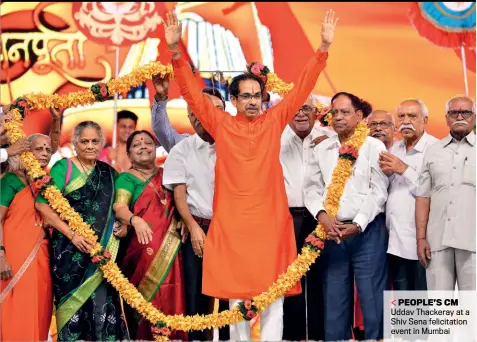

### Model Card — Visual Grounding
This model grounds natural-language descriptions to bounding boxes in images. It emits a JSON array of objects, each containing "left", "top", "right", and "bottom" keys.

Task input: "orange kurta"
[
  {"left": 0, "top": 187, "right": 53, "bottom": 341},
  {"left": 173, "top": 50, "right": 328, "bottom": 299}
]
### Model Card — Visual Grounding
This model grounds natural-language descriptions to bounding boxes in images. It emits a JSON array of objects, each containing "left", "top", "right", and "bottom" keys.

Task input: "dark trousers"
[
  {"left": 388, "top": 253, "right": 427, "bottom": 291},
  {"left": 322, "top": 213, "right": 389, "bottom": 341},
  {"left": 283, "top": 208, "right": 325, "bottom": 341},
  {"left": 182, "top": 221, "right": 230, "bottom": 341}
]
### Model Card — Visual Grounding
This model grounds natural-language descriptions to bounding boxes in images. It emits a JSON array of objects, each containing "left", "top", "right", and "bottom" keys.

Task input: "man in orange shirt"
[{"left": 163, "top": 10, "right": 338, "bottom": 341}]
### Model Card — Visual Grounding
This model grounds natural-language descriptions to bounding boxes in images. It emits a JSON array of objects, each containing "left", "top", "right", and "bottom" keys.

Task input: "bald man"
[
  {"left": 281, "top": 94, "right": 335, "bottom": 341},
  {"left": 367, "top": 110, "right": 396, "bottom": 150}
]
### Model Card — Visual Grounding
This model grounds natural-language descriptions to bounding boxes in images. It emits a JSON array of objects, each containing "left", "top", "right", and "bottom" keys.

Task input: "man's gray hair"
[
  {"left": 72, "top": 121, "right": 105, "bottom": 147},
  {"left": 309, "top": 94, "right": 318, "bottom": 106},
  {"left": 445, "top": 95, "right": 476, "bottom": 113},
  {"left": 27, "top": 133, "right": 50, "bottom": 144},
  {"left": 397, "top": 98, "right": 429, "bottom": 118}
]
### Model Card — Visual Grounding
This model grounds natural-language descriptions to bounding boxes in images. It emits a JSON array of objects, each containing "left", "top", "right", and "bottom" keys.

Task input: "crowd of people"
[{"left": 0, "top": 9, "right": 475, "bottom": 342}]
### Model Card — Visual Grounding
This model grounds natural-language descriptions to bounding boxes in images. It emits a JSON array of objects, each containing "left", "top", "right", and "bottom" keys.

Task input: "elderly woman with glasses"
[{"left": 35, "top": 121, "right": 128, "bottom": 341}]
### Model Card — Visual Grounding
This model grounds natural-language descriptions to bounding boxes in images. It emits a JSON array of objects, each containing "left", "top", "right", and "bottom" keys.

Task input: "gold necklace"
[
  {"left": 77, "top": 156, "right": 95, "bottom": 174},
  {"left": 132, "top": 166, "right": 167, "bottom": 206}
]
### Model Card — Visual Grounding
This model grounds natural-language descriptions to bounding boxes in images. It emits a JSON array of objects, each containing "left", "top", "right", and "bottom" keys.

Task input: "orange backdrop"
[{"left": 1, "top": 2, "right": 475, "bottom": 140}]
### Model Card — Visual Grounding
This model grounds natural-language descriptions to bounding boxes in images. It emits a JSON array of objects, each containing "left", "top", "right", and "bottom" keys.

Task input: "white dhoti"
[{"left": 229, "top": 297, "right": 284, "bottom": 341}]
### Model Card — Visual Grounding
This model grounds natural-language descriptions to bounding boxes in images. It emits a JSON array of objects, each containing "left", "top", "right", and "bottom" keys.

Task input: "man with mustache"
[
  {"left": 304, "top": 92, "right": 389, "bottom": 341},
  {"left": 380, "top": 99, "right": 438, "bottom": 291},
  {"left": 416, "top": 95, "right": 476, "bottom": 291},
  {"left": 164, "top": 9, "right": 337, "bottom": 341},
  {"left": 280, "top": 94, "right": 333, "bottom": 341},
  {"left": 367, "top": 110, "right": 395, "bottom": 150},
  {"left": 154, "top": 77, "right": 331, "bottom": 339}
]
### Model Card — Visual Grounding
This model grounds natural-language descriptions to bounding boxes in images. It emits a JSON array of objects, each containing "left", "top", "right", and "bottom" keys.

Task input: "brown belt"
[{"left": 192, "top": 215, "right": 212, "bottom": 226}]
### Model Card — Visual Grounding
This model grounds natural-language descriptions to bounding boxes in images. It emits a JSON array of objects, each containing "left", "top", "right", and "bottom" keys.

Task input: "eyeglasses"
[
  {"left": 297, "top": 106, "right": 315, "bottom": 115},
  {"left": 237, "top": 93, "right": 262, "bottom": 102},
  {"left": 447, "top": 110, "right": 474, "bottom": 120},
  {"left": 368, "top": 121, "right": 394, "bottom": 129}
]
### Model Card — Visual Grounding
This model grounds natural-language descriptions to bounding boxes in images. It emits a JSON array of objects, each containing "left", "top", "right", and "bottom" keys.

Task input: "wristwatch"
[{"left": 353, "top": 222, "right": 362, "bottom": 234}]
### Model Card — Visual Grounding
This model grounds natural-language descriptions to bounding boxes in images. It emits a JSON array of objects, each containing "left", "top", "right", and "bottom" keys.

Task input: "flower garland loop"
[
  {"left": 91, "top": 82, "right": 110, "bottom": 102},
  {"left": 3, "top": 58, "right": 369, "bottom": 341}
]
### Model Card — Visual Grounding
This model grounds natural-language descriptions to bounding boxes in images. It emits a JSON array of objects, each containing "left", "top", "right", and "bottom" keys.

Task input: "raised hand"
[
  {"left": 163, "top": 11, "right": 182, "bottom": 51},
  {"left": 152, "top": 74, "right": 170, "bottom": 100},
  {"left": 321, "top": 9, "right": 339, "bottom": 45},
  {"left": 6, "top": 137, "right": 30, "bottom": 157},
  {"left": 50, "top": 107, "right": 64, "bottom": 121}
]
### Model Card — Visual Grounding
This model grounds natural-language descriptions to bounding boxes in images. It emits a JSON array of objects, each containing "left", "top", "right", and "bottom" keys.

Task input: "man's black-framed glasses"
[
  {"left": 447, "top": 110, "right": 474, "bottom": 119},
  {"left": 368, "top": 121, "right": 394, "bottom": 129},
  {"left": 297, "top": 105, "right": 315, "bottom": 114},
  {"left": 237, "top": 93, "right": 262, "bottom": 101}
]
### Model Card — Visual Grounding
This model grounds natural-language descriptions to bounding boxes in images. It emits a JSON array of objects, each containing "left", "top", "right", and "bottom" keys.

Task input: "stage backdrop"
[{"left": 1, "top": 2, "right": 475, "bottom": 148}]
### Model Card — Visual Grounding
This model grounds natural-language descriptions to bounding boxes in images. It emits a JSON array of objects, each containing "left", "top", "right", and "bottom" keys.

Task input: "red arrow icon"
[{"left": 391, "top": 300, "right": 396, "bottom": 306}]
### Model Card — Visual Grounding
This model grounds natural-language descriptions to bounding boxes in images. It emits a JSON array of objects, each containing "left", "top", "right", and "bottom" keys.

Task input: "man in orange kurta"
[{"left": 163, "top": 10, "right": 338, "bottom": 341}]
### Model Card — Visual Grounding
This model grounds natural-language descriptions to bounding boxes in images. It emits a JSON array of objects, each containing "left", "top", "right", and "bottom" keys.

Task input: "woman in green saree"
[
  {"left": 35, "top": 121, "right": 128, "bottom": 341},
  {"left": 113, "top": 130, "right": 187, "bottom": 340}
]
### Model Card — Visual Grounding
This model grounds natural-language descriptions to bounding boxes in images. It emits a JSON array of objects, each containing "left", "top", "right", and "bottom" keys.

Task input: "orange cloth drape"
[{"left": 0, "top": 187, "right": 53, "bottom": 341}]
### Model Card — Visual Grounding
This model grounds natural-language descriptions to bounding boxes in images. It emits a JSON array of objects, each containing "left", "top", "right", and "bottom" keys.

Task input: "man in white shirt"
[
  {"left": 280, "top": 95, "right": 334, "bottom": 341},
  {"left": 367, "top": 110, "right": 396, "bottom": 150},
  {"left": 416, "top": 95, "right": 476, "bottom": 291},
  {"left": 380, "top": 99, "right": 438, "bottom": 291},
  {"left": 162, "top": 89, "right": 228, "bottom": 341},
  {"left": 304, "top": 92, "right": 389, "bottom": 341}
]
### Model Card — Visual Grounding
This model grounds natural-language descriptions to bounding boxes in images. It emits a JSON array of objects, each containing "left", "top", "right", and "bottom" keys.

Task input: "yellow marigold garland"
[
  {"left": 20, "top": 61, "right": 292, "bottom": 113},
  {"left": 3, "top": 58, "right": 369, "bottom": 341}
]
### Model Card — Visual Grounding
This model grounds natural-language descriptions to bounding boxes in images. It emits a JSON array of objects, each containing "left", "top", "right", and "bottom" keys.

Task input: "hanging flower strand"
[{"left": 3, "top": 58, "right": 368, "bottom": 341}]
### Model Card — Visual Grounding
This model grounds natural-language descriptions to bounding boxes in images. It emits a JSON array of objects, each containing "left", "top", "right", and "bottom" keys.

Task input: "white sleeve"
[
  {"left": 353, "top": 141, "right": 389, "bottom": 231},
  {"left": 416, "top": 149, "right": 432, "bottom": 198},
  {"left": 402, "top": 165, "right": 420, "bottom": 196},
  {"left": 162, "top": 142, "right": 187, "bottom": 191},
  {"left": 304, "top": 148, "right": 326, "bottom": 219},
  {"left": 0, "top": 148, "right": 8, "bottom": 163}
]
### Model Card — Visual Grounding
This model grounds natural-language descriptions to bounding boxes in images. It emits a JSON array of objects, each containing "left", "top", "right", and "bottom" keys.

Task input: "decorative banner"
[
  {"left": 72, "top": 2, "right": 163, "bottom": 46},
  {"left": 409, "top": 2, "right": 476, "bottom": 49}
]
